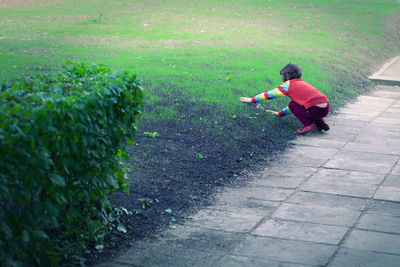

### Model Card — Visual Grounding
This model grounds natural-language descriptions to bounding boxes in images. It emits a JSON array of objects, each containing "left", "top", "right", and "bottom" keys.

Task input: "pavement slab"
[
  {"left": 215, "top": 185, "right": 294, "bottom": 203},
  {"left": 114, "top": 241, "right": 221, "bottom": 267},
  {"left": 366, "top": 200, "right": 400, "bottom": 217},
  {"left": 251, "top": 175, "right": 306, "bottom": 189},
  {"left": 374, "top": 186, "right": 400, "bottom": 202},
  {"left": 323, "top": 150, "right": 398, "bottom": 174},
  {"left": 290, "top": 137, "right": 347, "bottom": 149},
  {"left": 383, "top": 174, "right": 400, "bottom": 187},
  {"left": 391, "top": 162, "right": 400, "bottom": 175},
  {"left": 97, "top": 56, "right": 400, "bottom": 267},
  {"left": 158, "top": 225, "right": 247, "bottom": 253},
  {"left": 343, "top": 229, "right": 400, "bottom": 254},
  {"left": 259, "top": 165, "right": 318, "bottom": 178},
  {"left": 357, "top": 213, "right": 400, "bottom": 234},
  {"left": 329, "top": 248, "right": 400, "bottom": 267},
  {"left": 209, "top": 197, "right": 279, "bottom": 217},
  {"left": 369, "top": 56, "right": 400, "bottom": 86},
  {"left": 272, "top": 202, "right": 361, "bottom": 227},
  {"left": 286, "top": 191, "right": 368, "bottom": 211},
  {"left": 252, "top": 219, "right": 348, "bottom": 245},
  {"left": 299, "top": 176, "right": 377, "bottom": 198},
  {"left": 232, "top": 236, "right": 337, "bottom": 266},
  {"left": 215, "top": 255, "right": 313, "bottom": 267},
  {"left": 311, "top": 168, "right": 385, "bottom": 185},
  {"left": 185, "top": 208, "right": 264, "bottom": 233}
]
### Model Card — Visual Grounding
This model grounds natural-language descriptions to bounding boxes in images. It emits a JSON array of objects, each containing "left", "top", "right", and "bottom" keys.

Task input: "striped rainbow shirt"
[{"left": 251, "top": 81, "right": 291, "bottom": 117}]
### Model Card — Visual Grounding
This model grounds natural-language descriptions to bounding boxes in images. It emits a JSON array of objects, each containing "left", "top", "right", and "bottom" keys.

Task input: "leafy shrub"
[{"left": 0, "top": 62, "right": 143, "bottom": 266}]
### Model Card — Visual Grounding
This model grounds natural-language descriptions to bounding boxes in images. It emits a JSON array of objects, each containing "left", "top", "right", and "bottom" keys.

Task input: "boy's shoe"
[
  {"left": 317, "top": 122, "right": 330, "bottom": 131},
  {"left": 296, "top": 123, "right": 317, "bottom": 134}
]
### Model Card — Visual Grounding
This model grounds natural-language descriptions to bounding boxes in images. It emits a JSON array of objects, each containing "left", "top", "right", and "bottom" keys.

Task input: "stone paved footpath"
[{"left": 98, "top": 58, "right": 400, "bottom": 267}]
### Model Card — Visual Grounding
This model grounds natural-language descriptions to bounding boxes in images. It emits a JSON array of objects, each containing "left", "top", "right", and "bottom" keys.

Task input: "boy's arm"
[
  {"left": 266, "top": 106, "right": 291, "bottom": 117},
  {"left": 251, "top": 81, "right": 289, "bottom": 103},
  {"left": 278, "top": 107, "right": 291, "bottom": 117}
]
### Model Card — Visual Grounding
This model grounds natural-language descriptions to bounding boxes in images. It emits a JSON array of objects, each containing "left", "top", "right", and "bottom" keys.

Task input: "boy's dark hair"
[{"left": 280, "top": 63, "right": 302, "bottom": 82}]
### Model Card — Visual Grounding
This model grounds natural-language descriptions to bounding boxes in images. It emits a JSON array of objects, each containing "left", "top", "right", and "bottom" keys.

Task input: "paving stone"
[
  {"left": 394, "top": 100, "right": 400, "bottom": 108},
  {"left": 374, "top": 116, "right": 400, "bottom": 124},
  {"left": 329, "top": 247, "right": 400, "bottom": 267},
  {"left": 288, "top": 146, "right": 339, "bottom": 161},
  {"left": 374, "top": 186, "right": 400, "bottom": 202},
  {"left": 272, "top": 203, "right": 361, "bottom": 227},
  {"left": 375, "top": 85, "right": 400, "bottom": 94},
  {"left": 343, "top": 229, "right": 400, "bottom": 254},
  {"left": 278, "top": 147, "right": 338, "bottom": 168},
  {"left": 391, "top": 162, "right": 400, "bottom": 175},
  {"left": 324, "top": 150, "right": 398, "bottom": 174},
  {"left": 216, "top": 185, "right": 293, "bottom": 203},
  {"left": 350, "top": 132, "right": 400, "bottom": 148},
  {"left": 343, "top": 132, "right": 400, "bottom": 155},
  {"left": 315, "top": 127, "right": 358, "bottom": 142},
  {"left": 312, "top": 168, "right": 385, "bottom": 185},
  {"left": 357, "top": 213, "right": 400, "bottom": 234},
  {"left": 359, "top": 126, "right": 400, "bottom": 139},
  {"left": 366, "top": 200, "right": 400, "bottom": 217},
  {"left": 393, "top": 100, "right": 400, "bottom": 108},
  {"left": 290, "top": 136, "right": 347, "bottom": 149},
  {"left": 364, "top": 121, "right": 400, "bottom": 132},
  {"left": 371, "top": 56, "right": 400, "bottom": 82},
  {"left": 251, "top": 175, "right": 305, "bottom": 189},
  {"left": 386, "top": 107, "right": 400, "bottom": 113},
  {"left": 252, "top": 219, "right": 348, "bottom": 245},
  {"left": 260, "top": 166, "right": 317, "bottom": 178},
  {"left": 328, "top": 117, "right": 369, "bottom": 128},
  {"left": 383, "top": 175, "right": 400, "bottom": 187},
  {"left": 186, "top": 208, "right": 263, "bottom": 233},
  {"left": 232, "top": 236, "right": 336, "bottom": 266},
  {"left": 115, "top": 241, "right": 221, "bottom": 266},
  {"left": 356, "top": 95, "right": 395, "bottom": 106},
  {"left": 277, "top": 153, "right": 327, "bottom": 168},
  {"left": 159, "top": 225, "right": 247, "bottom": 252},
  {"left": 287, "top": 191, "right": 368, "bottom": 211},
  {"left": 338, "top": 107, "right": 382, "bottom": 117},
  {"left": 215, "top": 255, "right": 310, "bottom": 267},
  {"left": 210, "top": 197, "right": 278, "bottom": 217},
  {"left": 335, "top": 114, "right": 373, "bottom": 122},
  {"left": 344, "top": 142, "right": 400, "bottom": 155},
  {"left": 381, "top": 110, "right": 400, "bottom": 119},
  {"left": 97, "top": 263, "right": 131, "bottom": 267},
  {"left": 300, "top": 177, "right": 377, "bottom": 198}
]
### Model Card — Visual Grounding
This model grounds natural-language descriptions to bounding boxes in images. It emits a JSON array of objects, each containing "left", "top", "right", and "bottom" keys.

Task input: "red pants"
[{"left": 289, "top": 101, "right": 329, "bottom": 127}]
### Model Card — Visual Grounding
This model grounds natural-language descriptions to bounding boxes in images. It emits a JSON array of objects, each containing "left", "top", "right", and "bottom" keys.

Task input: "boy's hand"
[
  {"left": 240, "top": 97, "right": 252, "bottom": 103},
  {"left": 266, "top": 110, "right": 280, "bottom": 117}
]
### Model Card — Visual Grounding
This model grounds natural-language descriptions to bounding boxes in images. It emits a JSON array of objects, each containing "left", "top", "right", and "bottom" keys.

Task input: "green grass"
[{"left": 1, "top": 0, "right": 399, "bottom": 123}]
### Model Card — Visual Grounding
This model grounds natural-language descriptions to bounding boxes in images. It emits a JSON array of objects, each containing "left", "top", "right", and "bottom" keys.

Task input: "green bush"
[{"left": 0, "top": 62, "right": 143, "bottom": 266}]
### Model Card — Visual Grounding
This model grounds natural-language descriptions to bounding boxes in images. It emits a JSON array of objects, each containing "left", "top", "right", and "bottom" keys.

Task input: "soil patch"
[
  {"left": 87, "top": 67, "right": 372, "bottom": 266},
  {"left": 88, "top": 98, "right": 298, "bottom": 265}
]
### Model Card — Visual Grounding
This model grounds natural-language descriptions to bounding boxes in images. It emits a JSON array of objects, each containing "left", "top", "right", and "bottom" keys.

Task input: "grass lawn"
[{"left": 1, "top": 0, "right": 400, "bottom": 264}]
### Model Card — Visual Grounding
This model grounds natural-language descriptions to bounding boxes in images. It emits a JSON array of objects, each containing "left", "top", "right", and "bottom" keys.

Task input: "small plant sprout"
[
  {"left": 95, "top": 244, "right": 104, "bottom": 251},
  {"left": 144, "top": 131, "right": 159, "bottom": 138},
  {"left": 139, "top": 198, "right": 154, "bottom": 209},
  {"left": 198, "top": 153, "right": 204, "bottom": 159},
  {"left": 117, "top": 224, "right": 127, "bottom": 234},
  {"left": 231, "top": 114, "right": 237, "bottom": 119},
  {"left": 165, "top": 208, "right": 172, "bottom": 214}
]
